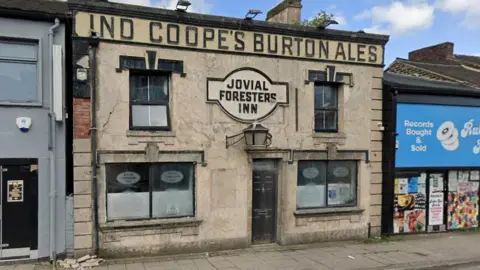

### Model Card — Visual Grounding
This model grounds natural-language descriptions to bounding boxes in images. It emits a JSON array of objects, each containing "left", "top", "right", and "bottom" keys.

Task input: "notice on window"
[
  {"left": 398, "top": 178, "right": 408, "bottom": 194},
  {"left": 459, "top": 171, "right": 470, "bottom": 183},
  {"left": 7, "top": 180, "right": 24, "bottom": 202},
  {"left": 471, "top": 171, "right": 480, "bottom": 181},
  {"left": 429, "top": 174, "right": 444, "bottom": 193},
  {"left": 449, "top": 171, "right": 458, "bottom": 191},
  {"left": 428, "top": 192, "right": 444, "bottom": 226}
]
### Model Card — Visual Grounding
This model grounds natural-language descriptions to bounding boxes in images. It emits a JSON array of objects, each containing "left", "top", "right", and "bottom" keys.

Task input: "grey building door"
[
  {"left": 251, "top": 160, "right": 277, "bottom": 244},
  {"left": 0, "top": 159, "right": 38, "bottom": 259}
]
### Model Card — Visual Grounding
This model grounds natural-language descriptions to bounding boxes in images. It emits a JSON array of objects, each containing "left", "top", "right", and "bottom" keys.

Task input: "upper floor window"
[
  {"left": 0, "top": 40, "right": 39, "bottom": 104},
  {"left": 314, "top": 84, "right": 338, "bottom": 132},
  {"left": 129, "top": 71, "right": 170, "bottom": 130}
]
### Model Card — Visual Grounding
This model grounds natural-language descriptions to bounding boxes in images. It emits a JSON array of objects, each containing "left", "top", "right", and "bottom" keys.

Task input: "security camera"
[{"left": 377, "top": 122, "right": 385, "bottom": 131}]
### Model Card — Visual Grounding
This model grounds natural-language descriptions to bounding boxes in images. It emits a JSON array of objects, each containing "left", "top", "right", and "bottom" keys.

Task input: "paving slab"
[{"left": 3, "top": 232, "right": 480, "bottom": 270}]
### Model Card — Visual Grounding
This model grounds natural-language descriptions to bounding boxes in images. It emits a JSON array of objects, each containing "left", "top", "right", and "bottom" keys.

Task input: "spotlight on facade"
[
  {"left": 226, "top": 122, "right": 272, "bottom": 149},
  {"left": 245, "top": 9, "right": 262, "bottom": 20},
  {"left": 318, "top": 19, "right": 339, "bottom": 29},
  {"left": 176, "top": 0, "right": 191, "bottom": 12}
]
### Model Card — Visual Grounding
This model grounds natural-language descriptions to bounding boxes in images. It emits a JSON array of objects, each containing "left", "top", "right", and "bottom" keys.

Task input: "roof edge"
[{"left": 68, "top": 0, "right": 390, "bottom": 45}]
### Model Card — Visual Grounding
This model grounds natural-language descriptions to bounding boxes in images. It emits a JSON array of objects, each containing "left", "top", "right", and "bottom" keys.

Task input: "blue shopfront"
[{"left": 382, "top": 72, "right": 480, "bottom": 235}]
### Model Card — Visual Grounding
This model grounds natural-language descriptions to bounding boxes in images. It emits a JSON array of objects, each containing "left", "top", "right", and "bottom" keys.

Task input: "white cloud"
[
  {"left": 355, "top": 1, "right": 435, "bottom": 35},
  {"left": 437, "top": 0, "right": 480, "bottom": 28},
  {"left": 109, "top": 0, "right": 212, "bottom": 14}
]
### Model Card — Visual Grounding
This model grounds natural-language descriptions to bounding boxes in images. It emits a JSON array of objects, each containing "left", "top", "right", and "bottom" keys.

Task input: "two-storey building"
[{"left": 69, "top": 0, "right": 389, "bottom": 257}]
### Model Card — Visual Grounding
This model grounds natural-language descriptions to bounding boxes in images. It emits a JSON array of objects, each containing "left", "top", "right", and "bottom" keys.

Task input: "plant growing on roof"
[{"left": 301, "top": 11, "right": 338, "bottom": 29}]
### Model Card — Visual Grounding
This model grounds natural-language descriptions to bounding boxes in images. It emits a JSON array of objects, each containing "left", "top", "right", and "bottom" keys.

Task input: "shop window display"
[
  {"left": 393, "top": 173, "right": 427, "bottom": 233},
  {"left": 447, "top": 170, "right": 479, "bottom": 229}
]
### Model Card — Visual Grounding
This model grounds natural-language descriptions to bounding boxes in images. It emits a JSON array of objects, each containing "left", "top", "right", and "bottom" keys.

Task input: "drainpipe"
[
  {"left": 48, "top": 18, "right": 60, "bottom": 263},
  {"left": 88, "top": 33, "right": 100, "bottom": 255}
]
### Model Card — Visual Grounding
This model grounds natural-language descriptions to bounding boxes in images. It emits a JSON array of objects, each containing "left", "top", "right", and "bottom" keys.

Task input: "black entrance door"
[
  {"left": 1, "top": 160, "right": 38, "bottom": 258},
  {"left": 252, "top": 160, "right": 277, "bottom": 244}
]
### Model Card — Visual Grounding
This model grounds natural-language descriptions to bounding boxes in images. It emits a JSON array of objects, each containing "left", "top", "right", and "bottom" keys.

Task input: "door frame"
[{"left": 250, "top": 159, "right": 279, "bottom": 245}]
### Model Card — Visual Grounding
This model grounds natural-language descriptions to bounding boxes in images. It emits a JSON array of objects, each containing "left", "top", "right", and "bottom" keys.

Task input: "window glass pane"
[
  {"left": 152, "top": 163, "right": 194, "bottom": 218},
  {"left": 314, "top": 85, "right": 337, "bottom": 109},
  {"left": 0, "top": 61, "right": 37, "bottom": 102},
  {"left": 149, "top": 75, "right": 168, "bottom": 101},
  {"left": 0, "top": 41, "right": 36, "bottom": 60},
  {"left": 106, "top": 163, "right": 150, "bottom": 220},
  {"left": 315, "top": 110, "right": 337, "bottom": 131},
  {"left": 297, "top": 161, "right": 327, "bottom": 208},
  {"left": 130, "top": 75, "right": 149, "bottom": 102},
  {"left": 327, "top": 161, "right": 357, "bottom": 206},
  {"left": 132, "top": 105, "right": 168, "bottom": 127}
]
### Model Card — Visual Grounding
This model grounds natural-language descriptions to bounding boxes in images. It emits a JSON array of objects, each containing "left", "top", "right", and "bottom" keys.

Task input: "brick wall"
[
  {"left": 74, "top": 97, "right": 91, "bottom": 139},
  {"left": 408, "top": 42, "right": 454, "bottom": 62}
]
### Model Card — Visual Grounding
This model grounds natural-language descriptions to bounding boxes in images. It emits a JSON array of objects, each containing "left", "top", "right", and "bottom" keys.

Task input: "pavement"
[{"left": 2, "top": 232, "right": 480, "bottom": 270}]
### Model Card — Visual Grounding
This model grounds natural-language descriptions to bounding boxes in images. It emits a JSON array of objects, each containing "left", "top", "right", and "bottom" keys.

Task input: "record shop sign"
[{"left": 207, "top": 68, "right": 288, "bottom": 122}]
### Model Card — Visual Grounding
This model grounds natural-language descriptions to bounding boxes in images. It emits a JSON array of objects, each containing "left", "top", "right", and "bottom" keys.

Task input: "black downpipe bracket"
[{"left": 88, "top": 34, "right": 100, "bottom": 255}]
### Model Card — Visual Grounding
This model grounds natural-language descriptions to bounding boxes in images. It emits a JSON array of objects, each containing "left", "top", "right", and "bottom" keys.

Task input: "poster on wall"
[
  {"left": 428, "top": 192, "right": 444, "bottom": 226},
  {"left": 393, "top": 176, "right": 426, "bottom": 233},
  {"left": 395, "top": 103, "right": 480, "bottom": 168},
  {"left": 448, "top": 191, "right": 479, "bottom": 229}
]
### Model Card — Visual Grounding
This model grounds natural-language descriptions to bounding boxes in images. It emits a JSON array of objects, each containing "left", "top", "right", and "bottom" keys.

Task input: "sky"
[{"left": 110, "top": 0, "right": 480, "bottom": 66}]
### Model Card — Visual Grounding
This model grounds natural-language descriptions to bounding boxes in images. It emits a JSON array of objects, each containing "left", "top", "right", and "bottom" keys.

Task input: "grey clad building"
[{"left": 0, "top": 0, "right": 72, "bottom": 261}]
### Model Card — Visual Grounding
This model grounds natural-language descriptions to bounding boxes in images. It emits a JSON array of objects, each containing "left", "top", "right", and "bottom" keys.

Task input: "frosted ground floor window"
[
  {"left": 106, "top": 162, "right": 194, "bottom": 221},
  {"left": 297, "top": 160, "right": 357, "bottom": 209}
]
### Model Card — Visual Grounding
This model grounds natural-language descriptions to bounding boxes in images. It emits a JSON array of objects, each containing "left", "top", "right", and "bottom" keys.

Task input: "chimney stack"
[
  {"left": 266, "top": 0, "right": 302, "bottom": 25},
  {"left": 408, "top": 42, "right": 454, "bottom": 62}
]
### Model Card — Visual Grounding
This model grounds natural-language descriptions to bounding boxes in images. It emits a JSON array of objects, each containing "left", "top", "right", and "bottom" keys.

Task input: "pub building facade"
[
  {"left": 381, "top": 42, "right": 480, "bottom": 235},
  {"left": 70, "top": 0, "right": 389, "bottom": 256}
]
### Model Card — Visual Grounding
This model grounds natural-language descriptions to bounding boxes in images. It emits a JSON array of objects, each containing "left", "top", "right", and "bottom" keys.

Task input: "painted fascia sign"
[
  {"left": 207, "top": 68, "right": 289, "bottom": 122},
  {"left": 396, "top": 103, "right": 480, "bottom": 168}
]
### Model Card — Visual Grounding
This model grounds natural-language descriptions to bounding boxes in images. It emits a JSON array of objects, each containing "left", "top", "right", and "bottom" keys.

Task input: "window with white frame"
[
  {"left": 0, "top": 39, "right": 39, "bottom": 104},
  {"left": 297, "top": 160, "right": 357, "bottom": 209},
  {"left": 129, "top": 71, "right": 170, "bottom": 130},
  {"left": 314, "top": 84, "right": 338, "bottom": 132},
  {"left": 106, "top": 162, "right": 195, "bottom": 221}
]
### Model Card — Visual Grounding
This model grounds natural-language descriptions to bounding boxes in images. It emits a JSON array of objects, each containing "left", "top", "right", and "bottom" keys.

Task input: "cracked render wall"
[{"left": 72, "top": 41, "right": 384, "bottom": 257}]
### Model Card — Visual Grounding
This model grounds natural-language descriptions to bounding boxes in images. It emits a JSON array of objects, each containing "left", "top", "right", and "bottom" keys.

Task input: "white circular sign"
[
  {"left": 207, "top": 68, "right": 289, "bottom": 122},
  {"left": 161, "top": 171, "right": 184, "bottom": 184},
  {"left": 116, "top": 171, "right": 141, "bottom": 185},
  {"left": 302, "top": 167, "right": 320, "bottom": 179},
  {"left": 333, "top": 167, "right": 349, "bottom": 177}
]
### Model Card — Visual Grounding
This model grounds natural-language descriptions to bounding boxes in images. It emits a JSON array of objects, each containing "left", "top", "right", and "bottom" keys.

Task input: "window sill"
[
  {"left": 101, "top": 217, "right": 202, "bottom": 231},
  {"left": 294, "top": 207, "right": 364, "bottom": 217},
  {"left": 126, "top": 130, "right": 176, "bottom": 138},
  {"left": 312, "top": 132, "right": 346, "bottom": 139},
  {"left": 313, "top": 132, "right": 347, "bottom": 145}
]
